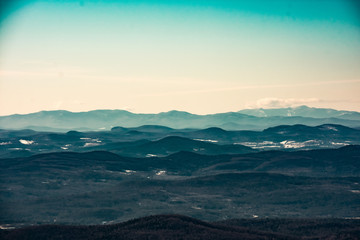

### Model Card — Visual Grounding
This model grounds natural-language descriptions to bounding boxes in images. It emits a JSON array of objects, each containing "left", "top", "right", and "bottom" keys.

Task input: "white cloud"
[
  {"left": 246, "top": 98, "right": 321, "bottom": 109},
  {"left": 120, "top": 106, "right": 135, "bottom": 112}
]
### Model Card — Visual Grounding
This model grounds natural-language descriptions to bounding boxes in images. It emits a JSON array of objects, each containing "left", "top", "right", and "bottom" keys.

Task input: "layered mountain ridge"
[
  {"left": 1, "top": 106, "right": 360, "bottom": 131},
  {"left": 1, "top": 105, "right": 360, "bottom": 234},
  {"left": 1, "top": 123, "right": 360, "bottom": 158}
]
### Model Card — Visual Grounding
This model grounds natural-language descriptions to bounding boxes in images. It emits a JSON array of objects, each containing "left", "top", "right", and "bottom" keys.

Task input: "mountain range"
[
  {"left": 1, "top": 106, "right": 360, "bottom": 131},
  {"left": 2, "top": 105, "right": 360, "bottom": 236}
]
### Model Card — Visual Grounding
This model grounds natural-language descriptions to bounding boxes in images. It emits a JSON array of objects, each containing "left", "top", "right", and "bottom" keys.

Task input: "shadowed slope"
[
  {"left": 2, "top": 214, "right": 360, "bottom": 240},
  {"left": 0, "top": 215, "right": 297, "bottom": 240}
]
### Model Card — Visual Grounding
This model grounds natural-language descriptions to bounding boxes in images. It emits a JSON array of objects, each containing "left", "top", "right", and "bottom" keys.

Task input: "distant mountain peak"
[{"left": 159, "top": 110, "right": 194, "bottom": 116}]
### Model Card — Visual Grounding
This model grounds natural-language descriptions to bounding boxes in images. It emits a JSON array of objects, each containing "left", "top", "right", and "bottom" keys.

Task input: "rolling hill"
[
  {"left": 1, "top": 123, "right": 360, "bottom": 158},
  {"left": 1, "top": 146, "right": 360, "bottom": 225}
]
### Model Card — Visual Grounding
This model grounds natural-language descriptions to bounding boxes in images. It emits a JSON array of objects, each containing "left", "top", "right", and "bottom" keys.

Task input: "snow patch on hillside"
[{"left": 19, "top": 139, "right": 34, "bottom": 145}]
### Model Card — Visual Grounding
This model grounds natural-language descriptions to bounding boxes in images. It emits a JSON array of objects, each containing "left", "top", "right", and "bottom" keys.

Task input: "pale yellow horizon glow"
[
  {"left": 1, "top": 1, "right": 359, "bottom": 116},
  {"left": 1, "top": 66, "right": 360, "bottom": 115}
]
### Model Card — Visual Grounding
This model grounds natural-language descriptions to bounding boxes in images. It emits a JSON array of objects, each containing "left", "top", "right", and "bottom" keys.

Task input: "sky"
[{"left": 0, "top": 0, "right": 359, "bottom": 115}]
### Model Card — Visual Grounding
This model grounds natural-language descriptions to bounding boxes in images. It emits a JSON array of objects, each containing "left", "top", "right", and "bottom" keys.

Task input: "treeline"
[{"left": 1, "top": 215, "right": 360, "bottom": 240}]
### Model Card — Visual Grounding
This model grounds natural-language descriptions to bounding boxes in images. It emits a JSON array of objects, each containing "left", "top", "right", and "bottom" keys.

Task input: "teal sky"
[{"left": 0, "top": 0, "right": 359, "bottom": 115}]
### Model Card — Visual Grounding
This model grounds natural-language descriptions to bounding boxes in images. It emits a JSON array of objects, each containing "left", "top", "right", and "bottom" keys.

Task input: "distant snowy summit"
[{"left": 238, "top": 105, "right": 360, "bottom": 120}]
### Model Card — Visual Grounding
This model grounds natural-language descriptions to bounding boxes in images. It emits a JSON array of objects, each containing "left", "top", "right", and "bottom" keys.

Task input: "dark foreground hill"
[{"left": 1, "top": 215, "right": 360, "bottom": 240}]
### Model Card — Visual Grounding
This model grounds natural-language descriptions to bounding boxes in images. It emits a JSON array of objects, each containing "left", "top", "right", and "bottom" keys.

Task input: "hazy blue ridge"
[{"left": 1, "top": 107, "right": 360, "bottom": 131}]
